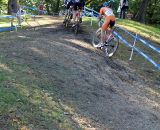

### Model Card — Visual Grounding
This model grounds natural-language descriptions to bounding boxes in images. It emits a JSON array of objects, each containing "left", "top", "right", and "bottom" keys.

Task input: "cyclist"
[
  {"left": 97, "top": 1, "right": 115, "bottom": 47},
  {"left": 72, "top": 0, "right": 85, "bottom": 26},
  {"left": 64, "top": 0, "right": 74, "bottom": 20}
]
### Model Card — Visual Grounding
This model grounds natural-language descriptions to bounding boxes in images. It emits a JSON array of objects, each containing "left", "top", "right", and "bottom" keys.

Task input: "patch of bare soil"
[{"left": 0, "top": 17, "right": 160, "bottom": 130}]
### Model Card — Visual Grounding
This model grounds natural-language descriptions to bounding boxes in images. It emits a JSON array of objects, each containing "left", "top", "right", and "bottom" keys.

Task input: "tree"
[
  {"left": 7, "top": 0, "right": 20, "bottom": 14},
  {"left": 134, "top": 0, "right": 149, "bottom": 23},
  {"left": 0, "top": 0, "right": 8, "bottom": 14},
  {"left": 146, "top": 0, "right": 160, "bottom": 24},
  {"left": 55, "top": 0, "right": 60, "bottom": 13}
]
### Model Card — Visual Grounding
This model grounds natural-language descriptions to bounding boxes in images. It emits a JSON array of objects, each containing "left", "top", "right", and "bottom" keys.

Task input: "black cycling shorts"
[{"left": 109, "top": 20, "right": 115, "bottom": 28}]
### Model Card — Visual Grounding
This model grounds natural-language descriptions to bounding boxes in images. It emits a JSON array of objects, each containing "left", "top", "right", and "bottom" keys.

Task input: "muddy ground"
[{"left": 0, "top": 16, "right": 160, "bottom": 130}]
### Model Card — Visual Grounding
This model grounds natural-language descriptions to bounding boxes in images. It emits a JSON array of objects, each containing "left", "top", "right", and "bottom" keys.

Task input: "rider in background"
[
  {"left": 98, "top": 1, "right": 115, "bottom": 47},
  {"left": 39, "top": 3, "right": 45, "bottom": 15},
  {"left": 72, "top": 0, "right": 85, "bottom": 26},
  {"left": 64, "top": 0, "right": 74, "bottom": 19}
]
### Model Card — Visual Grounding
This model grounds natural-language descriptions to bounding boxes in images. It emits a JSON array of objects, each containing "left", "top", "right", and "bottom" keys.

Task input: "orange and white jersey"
[{"left": 100, "top": 7, "right": 114, "bottom": 17}]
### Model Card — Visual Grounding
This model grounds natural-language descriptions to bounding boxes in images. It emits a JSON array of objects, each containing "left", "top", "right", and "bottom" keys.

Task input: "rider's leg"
[
  {"left": 72, "top": 2, "right": 80, "bottom": 26},
  {"left": 101, "top": 19, "right": 110, "bottom": 44},
  {"left": 77, "top": 2, "right": 83, "bottom": 23},
  {"left": 102, "top": 16, "right": 116, "bottom": 42},
  {"left": 72, "top": 10, "right": 76, "bottom": 26},
  {"left": 64, "top": 9, "right": 68, "bottom": 19},
  {"left": 108, "top": 20, "right": 115, "bottom": 37},
  {"left": 17, "top": 15, "right": 22, "bottom": 26},
  {"left": 64, "top": 1, "right": 71, "bottom": 20},
  {"left": 64, "top": 3, "right": 69, "bottom": 19}
]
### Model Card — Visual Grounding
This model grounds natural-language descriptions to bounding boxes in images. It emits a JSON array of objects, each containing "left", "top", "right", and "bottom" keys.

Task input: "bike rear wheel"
[
  {"left": 92, "top": 27, "right": 119, "bottom": 57},
  {"left": 103, "top": 37, "right": 119, "bottom": 57}
]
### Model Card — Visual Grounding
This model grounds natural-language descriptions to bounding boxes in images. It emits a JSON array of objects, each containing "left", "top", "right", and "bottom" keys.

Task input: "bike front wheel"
[{"left": 92, "top": 28, "right": 101, "bottom": 47}]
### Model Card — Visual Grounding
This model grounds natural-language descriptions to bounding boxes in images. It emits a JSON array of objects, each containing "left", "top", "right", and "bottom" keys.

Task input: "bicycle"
[{"left": 92, "top": 20, "right": 119, "bottom": 57}]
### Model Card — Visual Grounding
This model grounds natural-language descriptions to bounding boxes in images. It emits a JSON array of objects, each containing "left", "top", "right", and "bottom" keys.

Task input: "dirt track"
[{"left": 0, "top": 17, "right": 160, "bottom": 130}]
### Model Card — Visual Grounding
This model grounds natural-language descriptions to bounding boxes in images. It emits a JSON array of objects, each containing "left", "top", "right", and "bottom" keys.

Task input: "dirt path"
[{"left": 0, "top": 17, "right": 160, "bottom": 130}]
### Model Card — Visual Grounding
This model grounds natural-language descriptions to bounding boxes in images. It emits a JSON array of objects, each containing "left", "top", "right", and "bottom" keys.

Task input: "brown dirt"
[{"left": 0, "top": 16, "right": 160, "bottom": 130}]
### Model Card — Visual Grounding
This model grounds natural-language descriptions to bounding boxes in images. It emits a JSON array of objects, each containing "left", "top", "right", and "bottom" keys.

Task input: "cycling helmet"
[
  {"left": 103, "top": 2, "right": 109, "bottom": 7},
  {"left": 103, "top": 0, "right": 113, "bottom": 7}
]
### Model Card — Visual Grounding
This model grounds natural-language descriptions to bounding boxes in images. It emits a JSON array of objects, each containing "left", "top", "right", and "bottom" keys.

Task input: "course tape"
[
  {"left": 0, "top": 26, "right": 16, "bottom": 32},
  {"left": 0, "top": 15, "right": 16, "bottom": 19},
  {"left": 114, "top": 31, "right": 160, "bottom": 70},
  {"left": 0, "top": 16, "right": 17, "bottom": 32},
  {"left": 116, "top": 25, "right": 160, "bottom": 54}
]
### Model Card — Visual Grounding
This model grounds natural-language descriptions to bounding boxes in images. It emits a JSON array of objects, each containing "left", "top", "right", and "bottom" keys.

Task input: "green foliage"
[
  {"left": 45, "top": 0, "right": 62, "bottom": 14},
  {"left": 0, "top": 0, "right": 8, "bottom": 14},
  {"left": 86, "top": 0, "right": 119, "bottom": 14},
  {"left": 86, "top": 0, "right": 160, "bottom": 24},
  {"left": 1, "top": 0, "right": 159, "bottom": 24},
  {"left": 146, "top": 0, "right": 160, "bottom": 24}
]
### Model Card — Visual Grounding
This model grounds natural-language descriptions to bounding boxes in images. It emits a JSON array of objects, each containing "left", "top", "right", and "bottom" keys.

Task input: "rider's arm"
[{"left": 99, "top": 8, "right": 103, "bottom": 20}]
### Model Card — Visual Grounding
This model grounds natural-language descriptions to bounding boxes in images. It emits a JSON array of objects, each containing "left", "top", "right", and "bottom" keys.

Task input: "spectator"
[
  {"left": 39, "top": 3, "right": 45, "bottom": 15},
  {"left": 119, "top": 0, "right": 128, "bottom": 19},
  {"left": 9, "top": 0, "right": 21, "bottom": 26}
]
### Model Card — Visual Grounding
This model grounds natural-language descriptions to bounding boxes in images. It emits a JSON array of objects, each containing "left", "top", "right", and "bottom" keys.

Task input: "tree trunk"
[
  {"left": 135, "top": 0, "right": 149, "bottom": 23},
  {"left": 55, "top": 0, "right": 60, "bottom": 13},
  {"left": 8, "top": 0, "right": 19, "bottom": 15},
  {"left": 8, "top": 0, "right": 12, "bottom": 14}
]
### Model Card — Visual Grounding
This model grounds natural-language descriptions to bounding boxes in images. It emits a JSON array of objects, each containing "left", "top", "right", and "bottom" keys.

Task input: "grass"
[
  {"left": 116, "top": 19, "right": 160, "bottom": 44},
  {"left": 0, "top": 56, "right": 79, "bottom": 130},
  {"left": 0, "top": 15, "right": 18, "bottom": 29}
]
